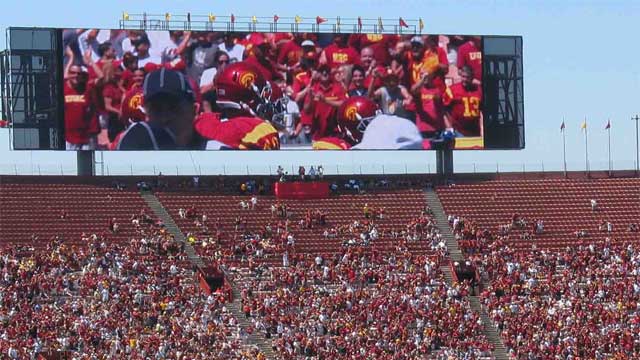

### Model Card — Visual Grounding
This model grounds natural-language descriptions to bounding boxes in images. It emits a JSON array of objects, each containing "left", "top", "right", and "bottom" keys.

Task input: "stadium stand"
[
  {"left": 0, "top": 182, "right": 151, "bottom": 248},
  {"left": 9, "top": 174, "right": 640, "bottom": 358},
  {"left": 0, "top": 198, "right": 262, "bottom": 359},
  {"left": 437, "top": 178, "right": 640, "bottom": 250},
  {"left": 155, "top": 189, "right": 443, "bottom": 266},
  {"left": 436, "top": 177, "right": 640, "bottom": 358}
]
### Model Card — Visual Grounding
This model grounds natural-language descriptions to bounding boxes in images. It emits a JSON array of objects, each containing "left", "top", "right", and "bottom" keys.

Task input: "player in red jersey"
[
  {"left": 312, "top": 96, "right": 378, "bottom": 149},
  {"left": 302, "top": 65, "right": 347, "bottom": 141},
  {"left": 319, "top": 34, "right": 359, "bottom": 69},
  {"left": 456, "top": 36, "right": 482, "bottom": 85},
  {"left": 443, "top": 66, "right": 483, "bottom": 137},
  {"left": 193, "top": 62, "right": 282, "bottom": 150}
]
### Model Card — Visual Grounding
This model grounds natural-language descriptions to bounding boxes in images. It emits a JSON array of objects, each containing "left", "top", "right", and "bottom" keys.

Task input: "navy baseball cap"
[{"left": 143, "top": 68, "right": 194, "bottom": 102}]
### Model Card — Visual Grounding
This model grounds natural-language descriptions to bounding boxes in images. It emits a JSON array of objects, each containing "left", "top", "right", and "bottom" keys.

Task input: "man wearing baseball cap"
[{"left": 117, "top": 68, "right": 202, "bottom": 150}]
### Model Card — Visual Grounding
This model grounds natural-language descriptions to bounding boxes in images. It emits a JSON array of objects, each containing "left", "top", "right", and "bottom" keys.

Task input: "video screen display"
[{"left": 61, "top": 29, "right": 484, "bottom": 150}]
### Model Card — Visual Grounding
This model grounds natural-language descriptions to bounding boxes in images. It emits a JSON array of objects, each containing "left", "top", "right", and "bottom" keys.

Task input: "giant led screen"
[{"left": 59, "top": 29, "right": 486, "bottom": 150}]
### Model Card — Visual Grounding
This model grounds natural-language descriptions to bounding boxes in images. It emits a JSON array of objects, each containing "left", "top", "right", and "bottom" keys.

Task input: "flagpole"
[
  {"left": 584, "top": 118, "right": 589, "bottom": 174},
  {"left": 562, "top": 118, "right": 567, "bottom": 176},
  {"left": 607, "top": 119, "right": 611, "bottom": 175},
  {"left": 633, "top": 115, "right": 640, "bottom": 175}
]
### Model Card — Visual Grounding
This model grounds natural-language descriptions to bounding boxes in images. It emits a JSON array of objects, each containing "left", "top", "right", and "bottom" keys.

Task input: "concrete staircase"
[
  {"left": 141, "top": 191, "right": 278, "bottom": 359},
  {"left": 424, "top": 188, "right": 510, "bottom": 360},
  {"left": 227, "top": 284, "right": 278, "bottom": 359},
  {"left": 469, "top": 296, "right": 509, "bottom": 360},
  {"left": 140, "top": 192, "right": 204, "bottom": 268},
  {"left": 424, "top": 188, "right": 463, "bottom": 263}
]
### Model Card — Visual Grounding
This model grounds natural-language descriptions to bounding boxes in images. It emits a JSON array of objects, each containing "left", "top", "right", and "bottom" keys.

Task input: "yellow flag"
[
  {"left": 295, "top": 15, "right": 302, "bottom": 24},
  {"left": 252, "top": 15, "right": 258, "bottom": 24},
  {"left": 419, "top": 18, "right": 424, "bottom": 31},
  {"left": 208, "top": 13, "right": 216, "bottom": 22},
  {"left": 165, "top": 13, "right": 171, "bottom": 21},
  {"left": 581, "top": 120, "right": 587, "bottom": 130},
  {"left": 122, "top": 12, "right": 129, "bottom": 21}
]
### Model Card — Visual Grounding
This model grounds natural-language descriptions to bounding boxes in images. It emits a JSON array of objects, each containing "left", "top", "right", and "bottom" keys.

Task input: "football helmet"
[
  {"left": 337, "top": 96, "right": 379, "bottom": 144},
  {"left": 215, "top": 62, "right": 266, "bottom": 114},
  {"left": 215, "top": 62, "right": 287, "bottom": 125}
]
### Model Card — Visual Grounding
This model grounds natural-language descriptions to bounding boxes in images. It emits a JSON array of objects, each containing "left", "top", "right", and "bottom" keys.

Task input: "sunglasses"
[{"left": 218, "top": 60, "right": 229, "bottom": 65}]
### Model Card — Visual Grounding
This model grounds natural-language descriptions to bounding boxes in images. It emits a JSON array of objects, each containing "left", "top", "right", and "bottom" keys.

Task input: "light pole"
[{"left": 634, "top": 115, "right": 640, "bottom": 175}]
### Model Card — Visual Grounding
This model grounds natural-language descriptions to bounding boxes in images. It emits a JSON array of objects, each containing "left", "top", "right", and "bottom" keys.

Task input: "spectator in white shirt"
[{"left": 220, "top": 33, "right": 245, "bottom": 63}]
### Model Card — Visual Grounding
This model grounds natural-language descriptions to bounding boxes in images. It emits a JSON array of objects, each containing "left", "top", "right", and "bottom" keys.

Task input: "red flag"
[
  {"left": 357, "top": 17, "right": 363, "bottom": 31},
  {"left": 0, "top": 119, "right": 7, "bottom": 128},
  {"left": 316, "top": 16, "right": 327, "bottom": 25},
  {"left": 399, "top": 17, "right": 409, "bottom": 28},
  {"left": 560, "top": 121, "right": 565, "bottom": 131},
  {"left": 605, "top": 120, "right": 611, "bottom": 130},
  {"left": 230, "top": 14, "right": 235, "bottom": 23},
  {"left": 273, "top": 15, "right": 279, "bottom": 23}
]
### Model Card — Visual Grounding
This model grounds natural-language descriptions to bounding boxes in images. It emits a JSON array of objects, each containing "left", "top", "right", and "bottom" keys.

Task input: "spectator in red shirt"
[
  {"left": 443, "top": 66, "right": 483, "bottom": 137},
  {"left": 360, "top": 47, "right": 386, "bottom": 91},
  {"left": 319, "top": 35, "right": 359, "bottom": 70},
  {"left": 245, "top": 41, "right": 281, "bottom": 82},
  {"left": 120, "top": 68, "right": 146, "bottom": 125},
  {"left": 456, "top": 36, "right": 482, "bottom": 85},
  {"left": 120, "top": 52, "right": 138, "bottom": 90},
  {"left": 63, "top": 64, "right": 96, "bottom": 150},
  {"left": 302, "top": 65, "right": 346, "bottom": 140},
  {"left": 411, "top": 70, "right": 446, "bottom": 137},
  {"left": 348, "top": 34, "right": 397, "bottom": 66},
  {"left": 290, "top": 51, "right": 319, "bottom": 140},
  {"left": 396, "top": 35, "right": 449, "bottom": 90}
]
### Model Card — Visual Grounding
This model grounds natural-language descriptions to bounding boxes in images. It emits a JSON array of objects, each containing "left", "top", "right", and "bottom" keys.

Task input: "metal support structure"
[
  {"left": 436, "top": 149, "right": 453, "bottom": 177},
  {"left": 482, "top": 37, "right": 524, "bottom": 150},
  {"left": 118, "top": 14, "right": 420, "bottom": 35},
  {"left": 3, "top": 28, "right": 63, "bottom": 150},
  {"left": 76, "top": 150, "right": 95, "bottom": 176}
]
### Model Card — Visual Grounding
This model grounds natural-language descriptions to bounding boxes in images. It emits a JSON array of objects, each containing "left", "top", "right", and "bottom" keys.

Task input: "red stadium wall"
[{"left": 273, "top": 181, "right": 330, "bottom": 199}]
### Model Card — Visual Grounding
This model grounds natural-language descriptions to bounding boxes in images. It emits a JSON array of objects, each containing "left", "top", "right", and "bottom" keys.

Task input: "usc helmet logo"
[
  {"left": 239, "top": 72, "right": 257, "bottom": 88},
  {"left": 344, "top": 105, "right": 359, "bottom": 122},
  {"left": 128, "top": 93, "right": 143, "bottom": 110}
]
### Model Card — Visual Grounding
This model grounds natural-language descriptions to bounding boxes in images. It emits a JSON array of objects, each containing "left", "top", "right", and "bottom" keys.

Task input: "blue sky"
[{"left": 1, "top": 0, "right": 639, "bottom": 175}]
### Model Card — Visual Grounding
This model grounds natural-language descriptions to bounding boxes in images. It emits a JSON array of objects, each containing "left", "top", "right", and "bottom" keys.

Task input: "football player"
[
  {"left": 312, "top": 96, "right": 377, "bottom": 150},
  {"left": 193, "top": 62, "right": 283, "bottom": 150}
]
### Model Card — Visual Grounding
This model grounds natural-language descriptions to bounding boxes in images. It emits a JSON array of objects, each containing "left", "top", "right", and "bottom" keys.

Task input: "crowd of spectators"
[
  {"left": 0, "top": 212, "right": 264, "bottom": 359},
  {"left": 235, "top": 249, "right": 493, "bottom": 359},
  {"left": 447, "top": 214, "right": 640, "bottom": 359}
]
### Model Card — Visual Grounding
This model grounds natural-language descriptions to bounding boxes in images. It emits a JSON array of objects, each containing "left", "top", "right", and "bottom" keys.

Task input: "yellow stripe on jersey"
[
  {"left": 241, "top": 122, "right": 277, "bottom": 146},
  {"left": 312, "top": 140, "right": 345, "bottom": 150},
  {"left": 454, "top": 136, "right": 484, "bottom": 150}
]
